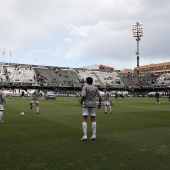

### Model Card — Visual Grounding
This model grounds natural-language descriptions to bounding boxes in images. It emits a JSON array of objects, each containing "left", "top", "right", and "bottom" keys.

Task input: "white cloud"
[
  {"left": 63, "top": 38, "right": 73, "bottom": 43},
  {"left": 0, "top": 0, "right": 170, "bottom": 69},
  {"left": 34, "top": 50, "right": 50, "bottom": 53}
]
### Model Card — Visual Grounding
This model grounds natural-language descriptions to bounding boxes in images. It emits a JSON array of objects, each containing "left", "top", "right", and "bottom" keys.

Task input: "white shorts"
[
  {"left": 0, "top": 105, "right": 4, "bottom": 111},
  {"left": 30, "top": 100, "right": 39, "bottom": 104},
  {"left": 104, "top": 101, "right": 110, "bottom": 106},
  {"left": 82, "top": 108, "right": 96, "bottom": 117}
]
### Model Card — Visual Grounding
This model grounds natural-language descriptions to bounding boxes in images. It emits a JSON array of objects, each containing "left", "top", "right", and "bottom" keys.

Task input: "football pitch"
[{"left": 0, "top": 96, "right": 170, "bottom": 170}]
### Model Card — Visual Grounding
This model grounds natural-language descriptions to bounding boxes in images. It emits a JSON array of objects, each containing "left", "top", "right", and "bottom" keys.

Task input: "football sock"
[
  {"left": 105, "top": 106, "right": 107, "bottom": 112},
  {"left": 92, "top": 122, "right": 96, "bottom": 136},
  {"left": 0, "top": 111, "right": 3, "bottom": 120},
  {"left": 36, "top": 107, "right": 39, "bottom": 113},
  {"left": 82, "top": 122, "right": 87, "bottom": 136},
  {"left": 109, "top": 106, "right": 112, "bottom": 112}
]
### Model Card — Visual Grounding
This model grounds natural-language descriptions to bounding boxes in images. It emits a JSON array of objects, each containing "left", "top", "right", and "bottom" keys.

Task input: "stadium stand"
[
  {"left": 0, "top": 65, "right": 8, "bottom": 83},
  {"left": 156, "top": 73, "right": 170, "bottom": 85},
  {"left": 96, "top": 71, "right": 120, "bottom": 86},
  {"left": 56, "top": 69, "right": 80, "bottom": 87},
  {"left": 35, "top": 68, "right": 61, "bottom": 86},
  {"left": 78, "top": 70, "right": 100, "bottom": 86},
  {"left": 5, "top": 66, "right": 36, "bottom": 85},
  {"left": 0, "top": 62, "right": 170, "bottom": 95}
]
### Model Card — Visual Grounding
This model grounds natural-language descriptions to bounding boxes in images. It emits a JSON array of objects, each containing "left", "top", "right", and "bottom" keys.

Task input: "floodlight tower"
[{"left": 132, "top": 22, "right": 143, "bottom": 76}]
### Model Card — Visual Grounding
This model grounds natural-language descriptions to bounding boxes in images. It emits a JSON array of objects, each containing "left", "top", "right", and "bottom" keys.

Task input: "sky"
[{"left": 0, "top": 0, "right": 170, "bottom": 70}]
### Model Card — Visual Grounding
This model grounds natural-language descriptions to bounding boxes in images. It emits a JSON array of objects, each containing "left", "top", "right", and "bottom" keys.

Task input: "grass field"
[{"left": 0, "top": 96, "right": 170, "bottom": 170}]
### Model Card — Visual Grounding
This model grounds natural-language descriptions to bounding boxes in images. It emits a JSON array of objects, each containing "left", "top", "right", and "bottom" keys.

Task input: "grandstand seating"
[
  {"left": 96, "top": 71, "right": 120, "bottom": 86},
  {"left": 35, "top": 68, "right": 61, "bottom": 85},
  {"left": 76, "top": 70, "right": 121, "bottom": 87},
  {"left": 56, "top": 69, "right": 80, "bottom": 86},
  {"left": 4, "top": 66, "right": 36, "bottom": 84},
  {"left": 0, "top": 63, "right": 170, "bottom": 88},
  {"left": 156, "top": 73, "right": 170, "bottom": 85},
  {"left": 0, "top": 65, "right": 8, "bottom": 83},
  {"left": 78, "top": 70, "right": 100, "bottom": 86},
  {"left": 122, "top": 73, "right": 159, "bottom": 86}
]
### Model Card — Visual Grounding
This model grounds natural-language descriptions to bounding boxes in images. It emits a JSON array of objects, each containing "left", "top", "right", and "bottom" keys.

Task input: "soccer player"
[
  {"left": 0, "top": 86, "right": 7, "bottom": 122},
  {"left": 121, "top": 90, "right": 125, "bottom": 99},
  {"left": 80, "top": 77, "right": 102, "bottom": 141},
  {"left": 103, "top": 89, "right": 112, "bottom": 114},
  {"left": 30, "top": 88, "right": 43, "bottom": 114},
  {"left": 155, "top": 90, "right": 160, "bottom": 104}
]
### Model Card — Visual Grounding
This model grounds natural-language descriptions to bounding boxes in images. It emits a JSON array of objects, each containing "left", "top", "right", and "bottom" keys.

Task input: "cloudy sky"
[{"left": 0, "top": 0, "right": 170, "bottom": 70}]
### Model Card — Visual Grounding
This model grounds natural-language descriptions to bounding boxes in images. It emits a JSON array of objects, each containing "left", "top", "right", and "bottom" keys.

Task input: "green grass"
[{"left": 0, "top": 97, "right": 170, "bottom": 170}]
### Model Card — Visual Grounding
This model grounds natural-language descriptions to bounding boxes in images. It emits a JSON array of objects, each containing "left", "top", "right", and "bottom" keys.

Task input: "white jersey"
[
  {"left": 0, "top": 90, "right": 6, "bottom": 105},
  {"left": 103, "top": 91, "right": 110, "bottom": 102},
  {"left": 0, "top": 90, "right": 6, "bottom": 111},
  {"left": 31, "top": 90, "right": 43, "bottom": 101},
  {"left": 81, "top": 84, "right": 102, "bottom": 108}
]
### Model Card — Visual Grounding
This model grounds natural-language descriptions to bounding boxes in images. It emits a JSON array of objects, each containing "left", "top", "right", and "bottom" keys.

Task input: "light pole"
[{"left": 132, "top": 22, "right": 143, "bottom": 76}]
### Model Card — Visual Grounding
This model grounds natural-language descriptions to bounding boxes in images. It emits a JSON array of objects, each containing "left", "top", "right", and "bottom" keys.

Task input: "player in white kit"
[
  {"left": 30, "top": 88, "right": 43, "bottom": 114},
  {"left": 0, "top": 86, "right": 7, "bottom": 122},
  {"left": 80, "top": 77, "right": 102, "bottom": 141},
  {"left": 103, "top": 89, "right": 112, "bottom": 114}
]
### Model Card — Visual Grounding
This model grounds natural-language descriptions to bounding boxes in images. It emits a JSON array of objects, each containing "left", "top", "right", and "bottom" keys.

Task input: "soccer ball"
[{"left": 20, "top": 112, "right": 25, "bottom": 116}]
